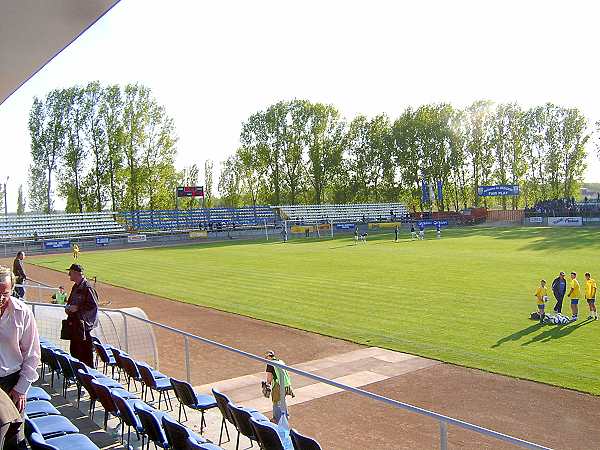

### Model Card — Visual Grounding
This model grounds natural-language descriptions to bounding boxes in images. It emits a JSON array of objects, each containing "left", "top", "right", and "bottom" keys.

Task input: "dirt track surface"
[{"left": 13, "top": 259, "right": 600, "bottom": 450}]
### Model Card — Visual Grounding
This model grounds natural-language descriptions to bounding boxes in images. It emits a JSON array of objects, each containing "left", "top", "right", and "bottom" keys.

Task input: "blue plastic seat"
[
  {"left": 111, "top": 392, "right": 144, "bottom": 448},
  {"left": 186, "top": 436, "right": 226, "bottom": 450},
  {"left": 28, "top": 431, "right": 100, "bottom": 450},
  {"left": 162, "top": 415, "right": 208, "bottom": 450},
  {"left": 170, "top": 378, "right": 216, "bottom": 432},
  {"left": 250, "top": 418, "right": 287, "bottom": 450},
  {"left": 290, "top": 428, "right": 323, "bottom": 450},
  {"left": 25, "top": 400, "right": 61, "bottom": 418},
  {"left": 134, "top": 403, "right": 169, "bottom": 449},
  {"left": 25, "top": 416, "right": 79, "bottom": 439},
  {"left": 27, "top": 387, "right": 51, "bottom": 402},
  {"left": 229, "top": 403, "right": 269, "bottom": 450},
  {"left": 138, "top": 365, "right": 173, "bottom": 410}
]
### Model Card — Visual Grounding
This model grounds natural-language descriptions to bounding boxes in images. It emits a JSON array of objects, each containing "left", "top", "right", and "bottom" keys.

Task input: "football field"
[{"left": 33, "top": 226, "right": 600, "bottom": 395}]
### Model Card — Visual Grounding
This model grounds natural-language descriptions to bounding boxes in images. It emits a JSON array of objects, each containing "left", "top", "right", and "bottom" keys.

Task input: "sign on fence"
[
  {"left": 477, "top": 185, "right": 520, "bottom": 196},
  {"left": 335, "top": 223, "right": 356, "bottom": 230},
  {"left": 368, "top": 222, "right": 401, "bottom": 230},
  {"left": 96, "top": 237, "right": 110, "bottom": 246},
  {"left": 548, "top": 217, "right": 582, "bottom": 227},
  {"left": 44, "top": 240, "right": 71, "bottom": 250},
  {"left": 189, "top": 231, "right": 208, "bottom": 239},
  {"left": 529, "top": 217, "right": 543, "bottom": 223},
  {"left": 127, "top": 234, "right": 147, "bottom": 243}
]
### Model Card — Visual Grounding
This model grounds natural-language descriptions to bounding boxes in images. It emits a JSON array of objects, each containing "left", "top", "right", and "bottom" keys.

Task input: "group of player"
[
  {"left": 409, "top": 222, "right": 441, "bottom": 240},
  {"left": 534, "top": 271, "right": 597, "bottom": 323}
]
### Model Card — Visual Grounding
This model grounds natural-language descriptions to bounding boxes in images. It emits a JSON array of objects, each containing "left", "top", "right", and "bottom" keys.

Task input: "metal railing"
[{"left": 25, "top": 298, "right": 551, "bottom": 450}]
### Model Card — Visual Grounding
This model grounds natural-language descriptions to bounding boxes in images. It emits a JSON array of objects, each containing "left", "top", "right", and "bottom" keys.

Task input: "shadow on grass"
[
  {"left": 461, "top": 226, "right": 600, "bottom": 251},
  {"left": 491, "top": 323, "right": 543, "bottom": 348},
  {"left": 521, "top": 318, "right": 594, "bottom": 346}
]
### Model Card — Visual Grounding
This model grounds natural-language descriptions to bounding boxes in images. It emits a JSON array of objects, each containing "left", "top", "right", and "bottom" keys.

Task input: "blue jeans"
[{"left": 13, "top": 286, "right": 25, "bottom": 299}]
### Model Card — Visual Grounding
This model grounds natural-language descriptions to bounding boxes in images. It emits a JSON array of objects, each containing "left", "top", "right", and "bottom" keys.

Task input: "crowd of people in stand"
[{"left": 526, "top": 196, "right": 600, "bottom": 216}]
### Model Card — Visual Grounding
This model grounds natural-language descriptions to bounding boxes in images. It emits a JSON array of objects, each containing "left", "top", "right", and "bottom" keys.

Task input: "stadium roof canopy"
[{"left": 0, "top": 0, "right": 120, "bottom": 106}]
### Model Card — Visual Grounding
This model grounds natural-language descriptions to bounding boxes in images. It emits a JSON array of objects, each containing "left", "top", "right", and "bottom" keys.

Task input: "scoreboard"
[{"left": 177, "top": 186, "right": 204, "bottom": 198}]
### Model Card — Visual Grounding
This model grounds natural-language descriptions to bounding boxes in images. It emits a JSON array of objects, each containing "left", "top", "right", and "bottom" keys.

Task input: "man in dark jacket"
[
  {"left": 65, "top": 264, "right": 99, "bottom": 367},
  {"left": 11, "top": 252, "right": 26, "bottom": 299},
  {"left": 552, "top": 271, "right": 567, "bottom": 313}
]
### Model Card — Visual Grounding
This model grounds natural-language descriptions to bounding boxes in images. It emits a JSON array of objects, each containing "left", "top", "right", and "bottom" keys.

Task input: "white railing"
[{"left": 24, "top": 297, "right": 551, "bottom": 450}]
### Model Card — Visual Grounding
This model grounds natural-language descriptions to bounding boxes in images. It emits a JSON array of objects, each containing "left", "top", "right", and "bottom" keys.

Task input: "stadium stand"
[
  {"left": 274, "top": 203, "right": 409, "bottom": 224},
  {"left": 0, "top": 212, "right": 125, "bottom": 240},
  {"left": 121, "top": 206, "right": 278, "bottom": 231}
]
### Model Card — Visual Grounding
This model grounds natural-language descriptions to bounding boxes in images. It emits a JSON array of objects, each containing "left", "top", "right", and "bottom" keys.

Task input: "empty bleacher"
[
  {"left": 274, "top": 203, "right": 409, "bottom": 224},
  {"left": 120, "top": 206, "right": 278, "bottom": 232},
  {"left": 0, "top": 212, "right": 126, "bottom": 241}
]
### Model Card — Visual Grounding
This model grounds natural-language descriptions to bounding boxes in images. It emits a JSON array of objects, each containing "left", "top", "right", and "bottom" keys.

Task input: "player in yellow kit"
[
  {"left": 72, "top": 243, "right": 80, "bottom": 259},
  {"left": 567, "top": 272, "right": 581, "bottom": 322},
  {"left": 584, "top": 272, "right": 597, "bottom": 320},
  {"left": 534, "top": 279, "right": 549, "bottom": 324}
]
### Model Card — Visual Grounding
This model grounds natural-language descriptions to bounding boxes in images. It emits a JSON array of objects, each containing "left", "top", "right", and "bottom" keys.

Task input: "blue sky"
[{"left": 1, "top": 0, "right": 599, "bottom": 211}]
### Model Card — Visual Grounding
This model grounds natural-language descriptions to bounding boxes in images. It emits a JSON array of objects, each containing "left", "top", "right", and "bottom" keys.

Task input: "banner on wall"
[
  {"left": 335, "top": 223, "right": 355, "bottom": 230},
  {"left": 127, "top": 234, "right": 147, "bottom": 243},
  {"left": 548, "top": 217, "right": 582, "bottom": 227},
  {"left": 528, "top": 217, "right": 543, "bottom": 224},
  {"left": 96, "top": 237, "right": 110, "bottom": 246},
  {"left": 477, "top": 185, "right": 520, "bottom": 196},
  {"left": 44, "top": 240, "right": 71, "bottom": 250},
  {"left": 189, "top": 231, "right": 208, "bottom": 238},
  {"left": 368, "top": 222, "right": 401, "bottom": 230}
]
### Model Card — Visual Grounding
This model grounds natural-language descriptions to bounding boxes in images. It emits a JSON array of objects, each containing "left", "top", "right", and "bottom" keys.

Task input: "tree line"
[
  {"left": 223, "top": 99, "right": 596, "bottom": 211},
  {"left": 27, "top": 84, "right": 599, "bottom": 213}
]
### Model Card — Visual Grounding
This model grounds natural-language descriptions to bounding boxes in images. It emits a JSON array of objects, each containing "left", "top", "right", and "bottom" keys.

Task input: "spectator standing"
[
  {"left": 0, "top": 265, "right": 41, "bottom": 449},
  {"left": 0, "top": 388, "right": 22, "bottom": 450},
  {"left": 567, "top": 272, "right": 581, "bottom": 321},
  {"left": 584, "top": 272, "right": 597, "bottom": 320},
  {"left": 551, "top": 271, "right": 567, "bottom": 313},
  {"left": 11, "top": 252, "right": 26, "bottom": 299},
  {"left": 51, "top": 286, "right": 67, "bottom": 305},
  {"left": 65, "top": 264, "right": 99, "bottom": 367},
  {"left": 264, "top": 350, "right": 294, "bottom": 424}
]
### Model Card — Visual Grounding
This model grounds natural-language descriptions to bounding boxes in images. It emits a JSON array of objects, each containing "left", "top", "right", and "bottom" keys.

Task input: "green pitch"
[{"left": 33, "top": 227, "right": 600, "bottom": 395}]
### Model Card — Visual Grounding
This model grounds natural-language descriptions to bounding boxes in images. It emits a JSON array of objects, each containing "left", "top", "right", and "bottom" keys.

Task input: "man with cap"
[
  {"left": 264, "top": 350, "right": 294, "bottom": 423},
  {"left": 551, "top": 271, "right": 567, "bottom": 314},
  {"left": 65, "top": 264, "right": 99, "bottom": 367}
]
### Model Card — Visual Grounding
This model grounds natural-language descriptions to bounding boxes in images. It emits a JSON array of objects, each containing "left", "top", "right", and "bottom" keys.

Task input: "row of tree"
[
  {"left": 27, "top": 83, "right": 599, "bottom": 213},
  {"left": 222, "top": 100, "right": 596, "bottom": 211},
  {"left": 27, "top": 82, "right": 215, "bottom": 213}
]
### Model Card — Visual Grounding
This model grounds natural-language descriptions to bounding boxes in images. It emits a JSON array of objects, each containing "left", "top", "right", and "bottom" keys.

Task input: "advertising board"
[
  {"left": 44, "top": 240, "right": 71, "bottom": 250},
  {"left": 127, "top": 234, "right": 147, "bottom": 243},
  {"left": 547, "top": 217, "right": 582, "bottom": 227}
]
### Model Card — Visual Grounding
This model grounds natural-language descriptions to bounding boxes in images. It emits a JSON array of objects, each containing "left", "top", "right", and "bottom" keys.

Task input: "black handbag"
[{"left": 60, "top": 319, "right": 71, "bottom": 340}]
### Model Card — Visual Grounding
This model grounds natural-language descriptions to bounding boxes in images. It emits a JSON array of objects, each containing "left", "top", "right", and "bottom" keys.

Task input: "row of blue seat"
[
  {"left": 39, "top": 337, "right": 323, "bottom": 450},
  {"left": 38, "top": 339, "right": 221, "bottom": 450}
]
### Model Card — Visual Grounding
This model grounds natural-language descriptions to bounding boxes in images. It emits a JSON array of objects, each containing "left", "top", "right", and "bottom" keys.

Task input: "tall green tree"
[
  {"left": 28, "top": 90, "right": 68, "bottom": 213},
  {"left": 204, "top": 159, "right": 214, "bottom": 207},
  {"left": 100, "top": 84, "right": 125, "bottom": 212},
  {"left": 16, "top": 185, "right": 26, "bottom": 215}
]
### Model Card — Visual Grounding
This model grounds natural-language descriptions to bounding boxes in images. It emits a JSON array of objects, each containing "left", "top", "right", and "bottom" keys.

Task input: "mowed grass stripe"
[{"left": 33, "top": 227, "right": 600, "bottom": 395}]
